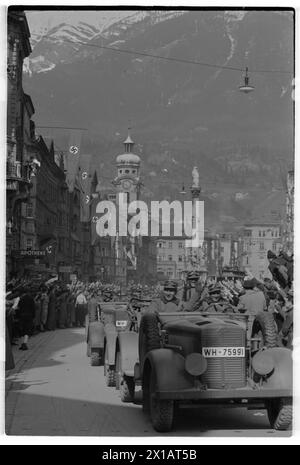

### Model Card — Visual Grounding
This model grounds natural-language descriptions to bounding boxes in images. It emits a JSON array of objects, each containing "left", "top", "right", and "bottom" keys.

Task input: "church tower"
[{"left": 112, "top": 128, "right": 142, "bottom": 203}]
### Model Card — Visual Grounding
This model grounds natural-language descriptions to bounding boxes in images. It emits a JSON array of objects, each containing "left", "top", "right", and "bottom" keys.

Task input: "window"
[
  {"left": 260, "top": 241, "right": 265, "bottom": 251},
  {"left": 158, "top": 242, "right": 162, "bottom": 248},
  {"left": 262, "top": 231, "right": 266, "bottom": 237},
  {"left": 125, "top": 169, "right": 130, "bottom": 174},
  {"left": 272, "top": 242, "right": 277, "bottom": 252},
  {"left": 168, "top": 255, "right": 172, "bottom": 261},
  {"left": 26, "top": 203, "right": 33, "bottom": 218},
  {"left": 246, "top": 256, "right": 249, "bottom": 265},
  {"left": 259, "top": 231, "right": 261, "bottom": 237},
  {"left": 178, "top": 255, "right": 183, "bottom": 262},
  {"left": 26, "top": 239, "right": 33, "bottom": 250},
  {"left": 168, "top": 242, "right": 173, "bottom": 249},
  {"left": 178, "top": 242, "right": 183, "bottom": 248}
]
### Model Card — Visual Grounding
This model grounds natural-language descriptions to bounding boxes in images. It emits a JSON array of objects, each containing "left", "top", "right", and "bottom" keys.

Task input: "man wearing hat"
[
  {"left": 147, "top": 280, "right": 180, "bottom": 313},
  {"left": 238, "top": 278, "right": 267, "bottom": 315}
]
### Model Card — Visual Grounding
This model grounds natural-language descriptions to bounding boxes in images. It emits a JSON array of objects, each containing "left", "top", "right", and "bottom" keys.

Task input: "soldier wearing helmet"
[{"left": 146, "top": 280, "right": 180, "bottom": 313}]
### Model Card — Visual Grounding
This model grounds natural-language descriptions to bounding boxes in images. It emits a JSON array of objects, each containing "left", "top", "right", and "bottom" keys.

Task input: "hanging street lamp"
[{"left": 239, "top": 67, "right": 255, "bottom": 93}]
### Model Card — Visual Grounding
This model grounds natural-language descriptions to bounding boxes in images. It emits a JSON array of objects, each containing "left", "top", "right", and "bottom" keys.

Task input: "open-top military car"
[
  {"left": 101, "top": 302, "right": 131, "bottom": 386},
  {"left": 86, "top": 300, "right": 128, "bottom": 369},
  {"left": 85, "top": 301, "right": 104, "bottom": 366},
  {"left": 127, "top": 310, "right": 292, "bottom": 432},
  {"left": 114, "top": 297, "right": 152, "bottom": 402}
]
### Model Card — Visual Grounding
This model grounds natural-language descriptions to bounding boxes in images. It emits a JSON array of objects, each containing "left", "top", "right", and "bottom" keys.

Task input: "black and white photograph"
[{"left": 2, "top": 3, "right": 295, "bottom": 443}]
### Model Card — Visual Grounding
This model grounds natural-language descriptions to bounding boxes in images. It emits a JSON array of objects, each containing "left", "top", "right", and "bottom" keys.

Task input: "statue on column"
[{"left": 192, "top": 166, "right": 200, "bottom": 188}]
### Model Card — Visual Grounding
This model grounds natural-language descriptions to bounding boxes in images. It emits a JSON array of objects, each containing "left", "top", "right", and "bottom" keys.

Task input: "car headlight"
[
  {"left": 185, "top": 353, "right": 207, "bottom": 376},
  {"left": 252, "top": 350, "right": 274, "bottom": 376}
]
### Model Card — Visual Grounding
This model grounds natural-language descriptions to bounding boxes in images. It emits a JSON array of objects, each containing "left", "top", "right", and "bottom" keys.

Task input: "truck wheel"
[
  {"left": 149, "top": 370, "right": 174, "bottom": 432},
  {"left": 90, "top": 349, "right": 101, "bottom": 366},
  {"left": 115, "top": 351, "right": 121, "bottom": 390},
  {"left": 106, "top": 367, "right": 116, "bottom": 387},
  {"left": 252, "top": 311, "right": 277, "bottom": 349},
  {"left": 139, "top": 313, "right": 161, "bottom": 368},
  {"left": 120, "top": 376, "right": 135, "bottom": 403},
  {"left": 86, "top": 342, "right": 91, "bottom": 357},
  {"left": 267, "top": 398, "right": 292, "bottom": 430}
]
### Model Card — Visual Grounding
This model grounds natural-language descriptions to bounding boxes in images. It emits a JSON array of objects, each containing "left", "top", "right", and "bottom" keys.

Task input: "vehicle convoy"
[{"left": 128, "top": 310, "right": 292, "bottom": 433}]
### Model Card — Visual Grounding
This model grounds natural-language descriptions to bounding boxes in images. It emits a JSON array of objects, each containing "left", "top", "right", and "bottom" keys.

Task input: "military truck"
[{"left": 132, "top": 310, "right": 292, "bottom": 432}]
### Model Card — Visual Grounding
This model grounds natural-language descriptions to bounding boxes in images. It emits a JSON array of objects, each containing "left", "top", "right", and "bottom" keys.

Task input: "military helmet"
[
  {"left": 187, "top": 270, "right": 200, "bottom": 280},
  {"left": 163, "top": 280, "right": 178, "bottom": 291}
]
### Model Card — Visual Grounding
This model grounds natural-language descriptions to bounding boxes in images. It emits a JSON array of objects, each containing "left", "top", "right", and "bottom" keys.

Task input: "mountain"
[{"left": 23, "top": 9, "right": 294, "bottom": 231}]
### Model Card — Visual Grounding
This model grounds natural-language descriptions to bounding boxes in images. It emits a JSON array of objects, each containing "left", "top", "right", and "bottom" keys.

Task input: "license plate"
[
  {"left": 116, "top": 320, "right": 128, "bottom": 328},
  {"left": 202, "top": 347, "right": 245, "bottom": 358}
]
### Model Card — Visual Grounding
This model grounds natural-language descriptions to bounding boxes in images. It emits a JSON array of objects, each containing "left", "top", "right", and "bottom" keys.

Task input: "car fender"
[
  {"left": 87, "top": 321, "right": 105, "bottom": 348},
  {"left": 105, "top": 324, "right": 118, "bottom": 366},
  {"left": 144, "top": 348, "right": 194, "bottom": 391},
  {"left": 258, "top": 348, "right": 293, "bottom": 391},
  {"left": 117, "top": 332, "right": 139, "bottom": 377}
]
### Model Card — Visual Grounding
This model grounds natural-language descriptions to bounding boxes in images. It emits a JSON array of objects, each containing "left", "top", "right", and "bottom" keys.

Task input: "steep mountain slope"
[{"left": 23, "top": 9, "right": 294, "bottom": 230}]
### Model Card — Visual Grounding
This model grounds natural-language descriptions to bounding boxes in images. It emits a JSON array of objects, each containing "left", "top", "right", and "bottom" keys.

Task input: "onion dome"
[{"left": 116, "top": 153, "right": 140, "bottom": 165}]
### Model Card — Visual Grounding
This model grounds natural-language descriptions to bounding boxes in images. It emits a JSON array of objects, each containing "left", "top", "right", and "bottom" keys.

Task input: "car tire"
[
  {"left": 149, "top": 370, "right": 174, "bottom": 432},
  {"left": 120, "top": 376, "right": 135, "bottom": 403},
  {"left": 115, "top": 351, "right": 121, "bottom": 390},
  {"left": 106, "top": 367, "right": 116, "bottom": 387},
  {"left": 139, "top": 313, "right": 161, "bottom": 368},
  {"left": 86, "top": 342, "right": 91, "bottom": 357},
  {"left": 267, "top": 398, "right": 292, "bottom": 430},
  {"left": 90, "top": 349, "right": 101, "bottom": 366},
  {"left": 252, "top": 311, "right": 277, "bottom": 349}
]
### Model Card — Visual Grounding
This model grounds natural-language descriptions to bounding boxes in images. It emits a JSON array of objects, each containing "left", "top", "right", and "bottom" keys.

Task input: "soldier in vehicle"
[
  {"left": 277, "top": 288, "right": 293, "bottom": 349},
  {"left": 201, "top": 283, "right": 235, "bottom": 313},
  {"left": 182, "top": 271, "right": 208, "bottom": 312},
  {"left": 147, "top": 280, "right": 180, "bottom": 313},
  {"left": 237, "top": 278, "right": 267, "bottom": 315},
  {"left": 101, "top": 288, "right": 114, "bottom": 302}
]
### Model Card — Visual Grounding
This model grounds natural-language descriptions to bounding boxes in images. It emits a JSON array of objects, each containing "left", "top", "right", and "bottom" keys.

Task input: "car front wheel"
[
  {"left": 266, "top": 398, "right": 292, "bottom": 431},
  {"left": 149, "top": 370, "right": 174, "bottom": 432}
]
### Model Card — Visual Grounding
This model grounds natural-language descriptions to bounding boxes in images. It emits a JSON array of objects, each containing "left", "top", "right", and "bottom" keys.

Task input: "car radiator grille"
[{"left": 201, "top": 325, "right": 246, "bottom": 389}]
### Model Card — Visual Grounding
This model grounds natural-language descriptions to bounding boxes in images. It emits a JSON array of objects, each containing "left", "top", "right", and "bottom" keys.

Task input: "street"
[{"left": 5, "top": 329, "right": 291, "bottom": 437}]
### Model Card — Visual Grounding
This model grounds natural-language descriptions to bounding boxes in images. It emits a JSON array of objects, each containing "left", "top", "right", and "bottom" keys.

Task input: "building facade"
[
  {"left": 240, "top": 223, "right": 282, "bottom": 280},
  {"left": 6, "top": 11, "right": 34, "bottom": 276}
]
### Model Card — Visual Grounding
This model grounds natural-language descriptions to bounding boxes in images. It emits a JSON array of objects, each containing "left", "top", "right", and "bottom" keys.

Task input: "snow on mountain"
[{"left": 24, "top": 10, "right": 187, "bottom": 74}]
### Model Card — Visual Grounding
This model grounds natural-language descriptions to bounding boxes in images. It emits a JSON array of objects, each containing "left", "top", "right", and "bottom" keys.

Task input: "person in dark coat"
[
  {"left": 46, "top": 286, "right": 57, "bottom": 331},
  {"left": 57, "top": 289, "right": 68, "bottom": 329},
  {"left": 66, "top": 292, "right": 76, "bottom": 327},
  {"left": 17, "top": 288, "right": 36, "bottom": 350}
]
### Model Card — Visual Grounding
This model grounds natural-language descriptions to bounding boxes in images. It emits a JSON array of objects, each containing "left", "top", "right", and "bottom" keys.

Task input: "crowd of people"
[
  {"left": 5, "top": 248, "right": 293, "bottom": 369},
  {"left": 5, "top": 278, "right": 160, "bottom": 358}
]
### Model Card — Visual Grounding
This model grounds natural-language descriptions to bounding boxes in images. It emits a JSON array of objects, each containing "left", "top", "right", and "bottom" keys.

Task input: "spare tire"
[
  {"left": 252, "top": 311, "right": 278, "bottom": 349},
  {"left": 139, "top": 313, "right": 161, "bottom": 369}
]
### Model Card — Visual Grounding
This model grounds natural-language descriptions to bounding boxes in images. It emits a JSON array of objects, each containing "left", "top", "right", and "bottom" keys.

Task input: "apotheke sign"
[{"left": 14, "top": 250, "right": 47, "bottom": 257}]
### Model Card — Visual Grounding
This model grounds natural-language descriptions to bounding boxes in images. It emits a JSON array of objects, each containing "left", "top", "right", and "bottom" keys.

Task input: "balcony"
[{"left": 6, "top": 160, "right": 31, "bottom": 190}]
